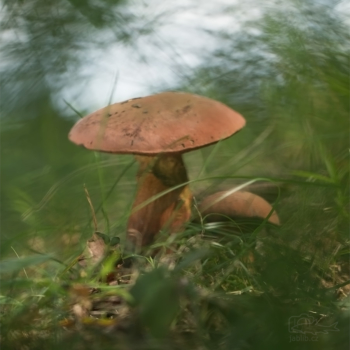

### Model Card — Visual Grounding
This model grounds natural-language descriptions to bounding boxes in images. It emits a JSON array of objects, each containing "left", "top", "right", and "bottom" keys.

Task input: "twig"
[{"left": 84, "top": 184, "right": 98, "bottom": 232}]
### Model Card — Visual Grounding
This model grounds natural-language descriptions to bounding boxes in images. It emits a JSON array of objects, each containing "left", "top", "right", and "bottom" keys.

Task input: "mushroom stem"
[{"left": 126, "top": 154, "right": 192, "bottom": 250}]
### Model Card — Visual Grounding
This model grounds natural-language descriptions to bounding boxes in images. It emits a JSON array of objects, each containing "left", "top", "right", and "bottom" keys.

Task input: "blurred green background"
[{"left": 1, "top": 0, "right": 349, "bottom": 349}]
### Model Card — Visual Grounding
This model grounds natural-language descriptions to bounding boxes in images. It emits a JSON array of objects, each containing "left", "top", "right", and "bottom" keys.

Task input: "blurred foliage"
[
  {"left": 0, "top": 0, "right": 153, "bottom": 257},
  {"left": 0, "top": 0, "right": 349, "bottom": 349},
  {"left": 0, "top": 0, "right": 155, "bottom": 114},
  {"left": 175, "top": 0, "right": 349, "bottom": 170}
]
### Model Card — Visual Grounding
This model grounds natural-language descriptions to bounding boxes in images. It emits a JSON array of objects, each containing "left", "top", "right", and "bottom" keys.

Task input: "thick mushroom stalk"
[{"left": 127, "top": 154, "right": 192, "bottom": 250}]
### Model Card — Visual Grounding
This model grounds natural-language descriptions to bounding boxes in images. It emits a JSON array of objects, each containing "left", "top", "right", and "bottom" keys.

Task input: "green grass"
[{"left": 0, "top": 157, "right": 348, "bottom": 349}]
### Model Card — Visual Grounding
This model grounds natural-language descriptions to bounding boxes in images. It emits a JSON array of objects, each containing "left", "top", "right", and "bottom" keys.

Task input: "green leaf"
[
  {"left": 130, "top": 268, "right": 180, "bottom": 338},
  {"left": 109, "top": 236, "right": 121, "bottom": 246}
]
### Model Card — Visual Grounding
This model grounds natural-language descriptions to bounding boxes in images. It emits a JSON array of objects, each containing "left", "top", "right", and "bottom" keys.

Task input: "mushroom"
[
  {"left": 68, "top": 92, "right": 245, "bottom": 250},
  {"left": 198, "top": 190, "right": 280, "bottom": 229}
]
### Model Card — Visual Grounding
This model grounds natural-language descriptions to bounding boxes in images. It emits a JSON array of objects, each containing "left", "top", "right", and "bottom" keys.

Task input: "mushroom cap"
[
  {"left": 68, "top": 92, "right": 245, "bottom": 155},
  {"left": 199, "top": 190, "right": 280, "bottom": 226}
]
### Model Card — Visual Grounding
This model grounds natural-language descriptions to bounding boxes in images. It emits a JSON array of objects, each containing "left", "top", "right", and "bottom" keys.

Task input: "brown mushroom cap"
[
  {"left": 68, "top": 92, "right": 245, "bottom": 155},
  {"left": 199, "top": 190, "right": 280, "bottom": 226}
]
